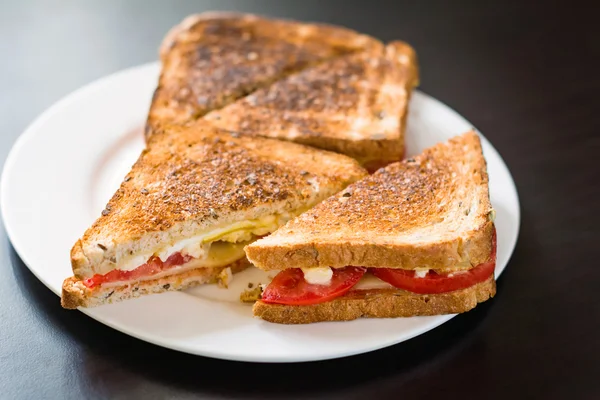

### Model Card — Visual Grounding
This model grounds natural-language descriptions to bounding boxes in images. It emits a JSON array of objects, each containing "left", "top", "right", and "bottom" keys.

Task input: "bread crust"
[
  {"left": 252, "top": 275, "right": 495, "bottom": 324},
  {"left": 147, "top": 12, "right": 380, "bottom": 138},
  {"left": 61, "top": 258, "right": 250, "bottom": 309},
  {"left": 245, "top": 131, "right": 494, "bottom": 273},
  {"left": 247, "top": 221, "right": 494, "bottom": 273}
]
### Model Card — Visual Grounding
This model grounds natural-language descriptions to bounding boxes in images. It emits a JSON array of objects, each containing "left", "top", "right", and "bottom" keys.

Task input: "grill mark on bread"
[
  {"left": 204, "top": 41, "right": 418, "bottom": 163},
  {"left": 71, "top": 123, "right": 367, "bottom": 278},
  {"left": 147, "top": 12, "right": 381, "bottom": 138},
  {"left": 269, "top": 131, "right": 487, "bottom": 234},
  {"left": 245, "top": 131, "right": 494, "bottom": 272},
  {"left": 106, "top": 136, "right": 304, "bottom": 230}
]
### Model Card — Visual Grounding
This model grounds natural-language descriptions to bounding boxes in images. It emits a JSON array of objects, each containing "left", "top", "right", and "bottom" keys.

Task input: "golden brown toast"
[
  {"left": 253, "top": 275, "right": 495, "bottom": 324},
  {"left": 146, "top": 12, "right": 381, "bottom": 138},
  {"left": 245, "top": 131, "right": 495, "bottom": 273},
  {"left": 63, "top": 122, "right": 367, "bottom": 307},
  {"left": 204, "top": 41, "right": 418, "bottom": 167}
]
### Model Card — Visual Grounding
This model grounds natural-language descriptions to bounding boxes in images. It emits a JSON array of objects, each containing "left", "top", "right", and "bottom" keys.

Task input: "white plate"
[{"left": 1, "top": 62, "right": 520, "bottom": 363}]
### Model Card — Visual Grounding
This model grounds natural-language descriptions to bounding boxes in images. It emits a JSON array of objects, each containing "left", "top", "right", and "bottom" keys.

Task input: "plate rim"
[{"left": 1, "top": 61, "right": 521, "bottom": 363}]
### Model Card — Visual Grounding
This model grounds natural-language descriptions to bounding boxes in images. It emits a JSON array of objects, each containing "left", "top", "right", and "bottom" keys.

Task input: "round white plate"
[{"left": 1, "top": 62, "right": 520, "bottom": 363}]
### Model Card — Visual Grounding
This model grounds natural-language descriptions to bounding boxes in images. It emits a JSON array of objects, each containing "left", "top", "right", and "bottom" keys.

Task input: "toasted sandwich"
[
  {"left": 61, "top": 123, "right": 367, "bottom": 308},
  {"left": 245, "top": 131, "right": 497, "bottom": 324},
  {"left": 146, "top": 12, "right": 380, "bottom": 138},
  {"left": 204, "top": 40, "right": 419, "bottom": 171}
]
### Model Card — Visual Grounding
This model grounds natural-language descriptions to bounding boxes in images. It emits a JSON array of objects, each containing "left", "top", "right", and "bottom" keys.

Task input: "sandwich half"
[
  {"left": 204, "top": 41, "right": 419, "bottom": 171},
  {"left": 61, "top": 123, "right": 367, "bottom": 308},
  {"left": 245, "top": 131, "right": 497, "bottom": 324},
  {"left": 146, "top": 12, "right": 380, "bottom": 138}
]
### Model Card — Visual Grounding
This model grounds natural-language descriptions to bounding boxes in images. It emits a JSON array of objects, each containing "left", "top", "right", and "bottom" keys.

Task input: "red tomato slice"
[
  {"left": 261, "top": 266, "right": 366, "bottom": 306},
  {"left": 163, "top": 252, "right": 193, "bottom": 269},
  {"left": 82, "top": 252, "right": 193, "bottom": 288},
  {"left": 371, "top": 261, "right": 495, "bottom": 294},
  {"left": 372, "top": 229, "right": 497, "bottom": 294}
]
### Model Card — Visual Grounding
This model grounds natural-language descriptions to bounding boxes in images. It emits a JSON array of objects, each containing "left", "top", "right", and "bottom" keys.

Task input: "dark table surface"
[{"left": 1, "top": 1, "right": 598, "bottom": 399}]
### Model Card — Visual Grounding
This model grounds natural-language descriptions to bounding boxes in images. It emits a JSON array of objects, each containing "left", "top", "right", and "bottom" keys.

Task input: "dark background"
[{"left": 1, "top": 1, "right": 598, "bottom": 399}]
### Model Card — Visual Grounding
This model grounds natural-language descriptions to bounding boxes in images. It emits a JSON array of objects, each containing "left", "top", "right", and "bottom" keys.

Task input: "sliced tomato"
[
  {"left": 372, "top": 230, "right": 497, "bottom": 294},
  {"left": 163, "top": 252, "right": 193, "bottom": 269},
  {"left": 82, "top": 252, "right": 193, "bottom": 288},
  {"left": 371, "top": 261, "right": 494, "bottom": 294},
  {"left": 261, "top": 266, "right": 366, "bottom": 306}
]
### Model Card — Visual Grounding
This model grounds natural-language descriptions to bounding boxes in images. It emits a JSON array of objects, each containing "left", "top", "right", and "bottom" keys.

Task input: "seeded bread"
[
  {"left": 61, "top": 258, "right": 250, "bottom": 309},
  {"left": 69, "top": 122, "right": 367, "bottom": 281},
  {"left": 146, "top": 12, "right": 380, "bottom": 138},
  {"left": 253, "top": 275, "right": 495, "bottom": 324},
  {"left": 204, "top": 40, "right": 418, "bottom": 168},
  {"left": 245, "top": 131, "right": 495, "bottom": 273}
]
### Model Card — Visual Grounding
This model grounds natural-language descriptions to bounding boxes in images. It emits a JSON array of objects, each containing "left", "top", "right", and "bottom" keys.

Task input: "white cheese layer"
[
  {"left": 117, "top": 213, "right": 293, "bottom": 272},
  {"left": 262, "top": 269, "right": 394, "bottom": 290},
  {"left": 99, "top": 243, "right": 247, "bottom": 289},
  {"left": 414, "top": 268, "right": 429, "bottom": 278},
  {"left": 301, "top": 267, "right": 333, "bottom": 285},
  {"left": 351, "top": 273, "right": 395, "bottom": 290},
  {"left": 99, "top": 258, "right": 215, "bottom": 288}
]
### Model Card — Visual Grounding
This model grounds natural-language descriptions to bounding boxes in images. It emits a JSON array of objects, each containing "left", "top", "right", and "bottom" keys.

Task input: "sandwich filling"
[
  {"left": 259, "top": 230, "right": 496, "bottom": 306},
  {"left": 82, "top": 213, "right": 295, "bottom": 289}
]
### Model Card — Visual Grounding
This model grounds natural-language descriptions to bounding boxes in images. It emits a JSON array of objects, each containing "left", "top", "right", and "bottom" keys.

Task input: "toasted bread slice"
[
  {"left": 146, "top": 12, "right": 380, "bottom": 138},
  {"left": 204, "top": 41, "right": 418, "bottom": 169},
  {"left": 245, "top": 131, "right": 495, "bottom": 273},
  {"left": 62, "top": 257, "right": 250, "bottom": 309},
  {"left": 64, "top": 123, "right": 367, "bottom": 307},
  {"left": 252, "top": 275, "right": 495, "bottom": 324}
]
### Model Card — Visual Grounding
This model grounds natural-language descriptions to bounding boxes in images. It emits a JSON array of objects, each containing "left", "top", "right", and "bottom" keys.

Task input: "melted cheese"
[
  {"left": 100, "top": 244, "right": 246, "bottom": 289},
  {"left": 99, "top": 258, "right": 212, "bottom": 288},
  {"left": 352, "top": 273, "right": 395, "bottom": 290},
  {"left": 260, "top": 270, "right": 395, "bottom": 291},
  {"left": 414, "top": 268, "right": 429, "bottom": 278},
  {"left": 118, "top": 213, "right": 293, "bottom": 272},
  {"left": 302, "top": 267, "right": 333, "bottom": 285}
]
